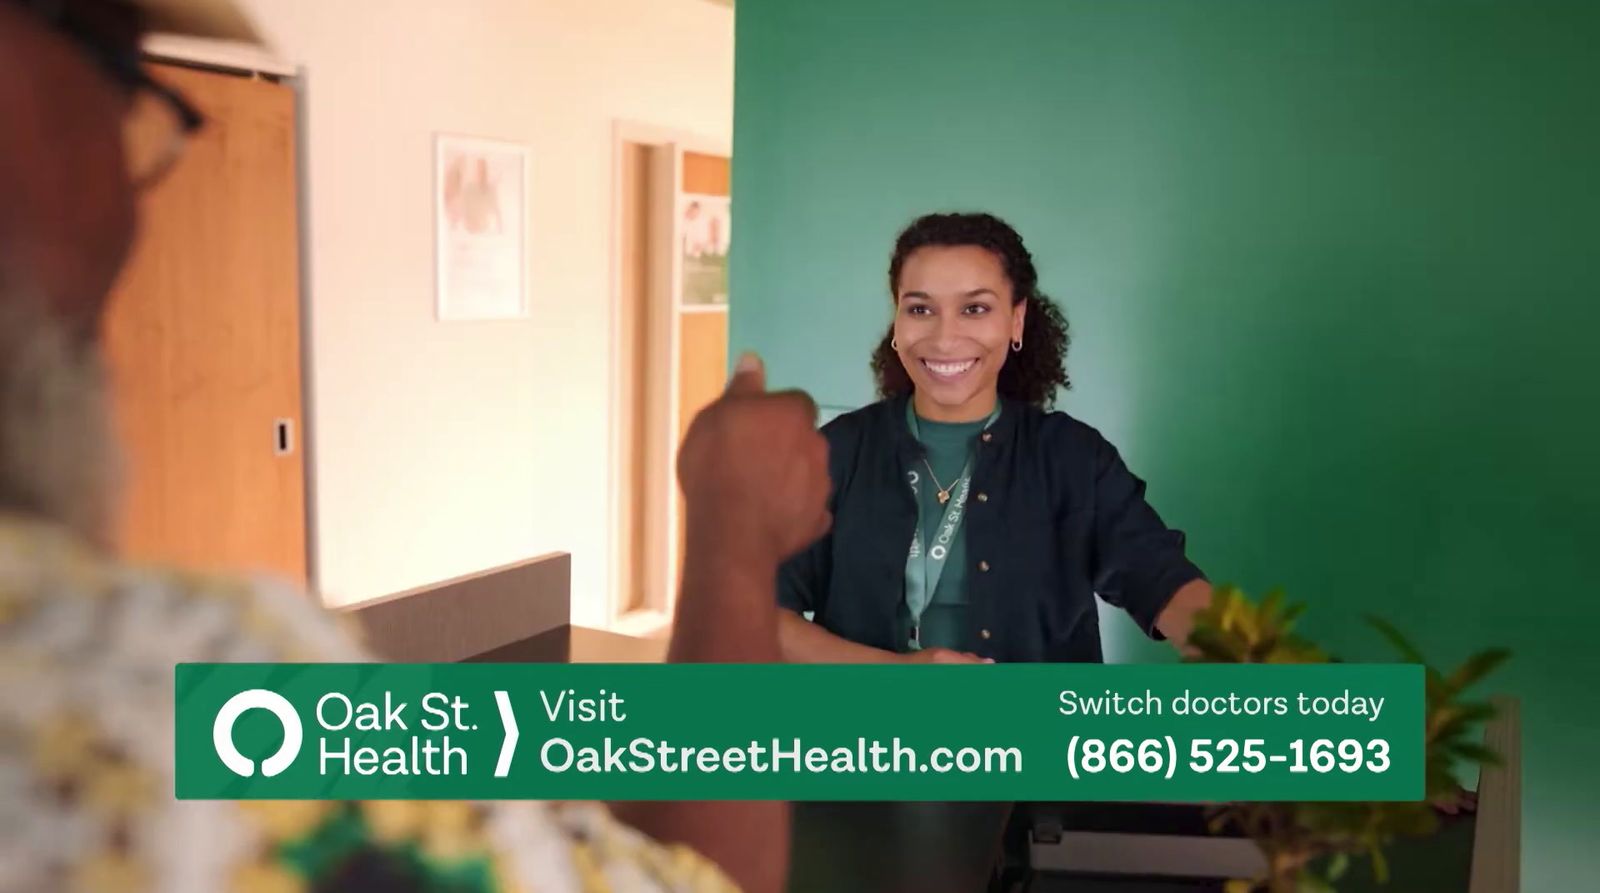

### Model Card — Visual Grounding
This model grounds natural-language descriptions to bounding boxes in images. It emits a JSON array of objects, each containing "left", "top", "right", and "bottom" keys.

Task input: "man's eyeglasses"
[
  {"left": 122, "top": 69, "right": 204, "bottom": 188},
  {"left": 20, "top": 0, "right": 205, "bottom": 188}
]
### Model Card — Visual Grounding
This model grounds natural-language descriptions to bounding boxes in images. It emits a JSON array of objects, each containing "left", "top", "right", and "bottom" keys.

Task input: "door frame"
[
  {"left": 606, "top": 120, "right": 729, "bottom": 634},
  {"left": 142, "top": 34, "right": 295, "bottom": 77}
]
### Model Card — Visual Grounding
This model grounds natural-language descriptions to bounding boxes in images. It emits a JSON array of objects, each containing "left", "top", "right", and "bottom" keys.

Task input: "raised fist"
[{"left": 678, "top": 354, "right": 832, "bottom": 567}]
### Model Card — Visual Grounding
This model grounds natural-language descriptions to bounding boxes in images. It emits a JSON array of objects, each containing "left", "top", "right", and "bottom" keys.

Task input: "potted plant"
[{"left": 1185, "top": 586, "right": 1509, "bottom": 893}]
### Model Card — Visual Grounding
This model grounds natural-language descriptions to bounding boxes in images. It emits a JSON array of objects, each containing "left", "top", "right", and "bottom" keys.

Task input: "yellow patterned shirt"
[{"left": 0, "top": 516, "right": 738, "bottom": 893}]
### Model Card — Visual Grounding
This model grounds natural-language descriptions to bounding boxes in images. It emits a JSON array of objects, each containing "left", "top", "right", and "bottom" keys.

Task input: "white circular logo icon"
[{"left": 213, "top": 689, "right": 303, "bottom": 778}]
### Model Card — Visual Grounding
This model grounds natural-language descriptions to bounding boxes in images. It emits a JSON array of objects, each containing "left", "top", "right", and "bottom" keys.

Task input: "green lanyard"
[{"left": 904, "top": 403, "right": 1001, "bottom": 649}]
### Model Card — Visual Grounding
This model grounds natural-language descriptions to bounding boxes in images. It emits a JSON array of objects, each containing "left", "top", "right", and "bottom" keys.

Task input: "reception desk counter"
[{"left": 350, "top": 570, "right": 1516, "bottom": 893}]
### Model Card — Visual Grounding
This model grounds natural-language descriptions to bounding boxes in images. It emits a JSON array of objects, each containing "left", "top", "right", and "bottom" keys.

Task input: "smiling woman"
[
  {"left": 777, "top": 212, "right": 1213, "bottom": 666},
  {"left": 872, "top": 212, "right": 1071, "bottom": 416}
]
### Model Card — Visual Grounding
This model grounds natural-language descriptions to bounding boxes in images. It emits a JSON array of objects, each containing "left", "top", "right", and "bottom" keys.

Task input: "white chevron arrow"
[{"left": 493, "top": 690, "right": 518, "bottom": 777}]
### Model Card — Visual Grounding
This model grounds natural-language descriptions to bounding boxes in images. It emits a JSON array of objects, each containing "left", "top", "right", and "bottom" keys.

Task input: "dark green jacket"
[{"left": 777, "top": 395, "right": 1205, "bottom": 662}]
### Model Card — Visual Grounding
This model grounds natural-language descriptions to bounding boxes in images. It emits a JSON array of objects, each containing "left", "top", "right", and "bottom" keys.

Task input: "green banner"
[{"left": 176, "top": 663, "right": 1422, "bottom": 801}]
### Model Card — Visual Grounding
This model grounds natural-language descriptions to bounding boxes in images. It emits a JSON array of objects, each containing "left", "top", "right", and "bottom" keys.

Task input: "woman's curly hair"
[{"left": 871, "top": 212, "right": 1070, "bottom": 408}]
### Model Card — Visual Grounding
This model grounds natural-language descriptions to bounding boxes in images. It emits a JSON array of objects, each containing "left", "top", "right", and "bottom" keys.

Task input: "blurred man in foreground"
[{"left": 0, "top": 1, "right": 829, "bottom": 891}]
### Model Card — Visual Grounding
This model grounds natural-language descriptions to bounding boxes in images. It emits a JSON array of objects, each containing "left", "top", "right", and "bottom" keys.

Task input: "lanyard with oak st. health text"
[{"left": 904, "top": 402, "right": 1002, "bottom": 650}]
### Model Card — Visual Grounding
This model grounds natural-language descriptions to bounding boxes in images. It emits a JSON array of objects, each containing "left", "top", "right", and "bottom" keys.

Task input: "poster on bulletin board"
[{"left": 680, "top": 195, "right": 730, "bottom": 306}]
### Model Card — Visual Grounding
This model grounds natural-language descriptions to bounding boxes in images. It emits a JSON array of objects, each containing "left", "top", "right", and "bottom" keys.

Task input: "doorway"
[{"left": 609, "top": 123, "right": 731, "bottom": 632}]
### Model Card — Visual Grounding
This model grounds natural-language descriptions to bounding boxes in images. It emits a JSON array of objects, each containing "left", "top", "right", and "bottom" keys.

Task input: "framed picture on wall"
[
  {"left": 434, "top": 134, "right": 529, "bottom": 321},
  {"left": 680, "top": 194, "right": 730, "bottom": 306}
]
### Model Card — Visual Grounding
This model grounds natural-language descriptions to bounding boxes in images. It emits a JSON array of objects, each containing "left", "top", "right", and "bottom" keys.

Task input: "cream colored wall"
[{"left": 238, "top": 0, "right": 733, "bottom": 622}]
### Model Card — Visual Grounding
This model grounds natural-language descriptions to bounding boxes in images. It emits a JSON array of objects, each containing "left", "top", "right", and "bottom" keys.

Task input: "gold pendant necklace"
[{"left": 922, "top": 459, "right": 964, "bottom": 505}]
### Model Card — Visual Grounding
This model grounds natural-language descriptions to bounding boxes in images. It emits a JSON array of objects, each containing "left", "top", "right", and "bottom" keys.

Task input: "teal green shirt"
[{"left": 900, "top": 414, "right": 988, "bottom": 651}]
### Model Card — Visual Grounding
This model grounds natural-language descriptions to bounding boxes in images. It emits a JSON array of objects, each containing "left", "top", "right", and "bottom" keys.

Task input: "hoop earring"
[
  {"left": 1011, "top": 338, "right": 1023, "bottom": 353},
  {"left": 891, "top": 338, "right": 899, "bottom": 350}
]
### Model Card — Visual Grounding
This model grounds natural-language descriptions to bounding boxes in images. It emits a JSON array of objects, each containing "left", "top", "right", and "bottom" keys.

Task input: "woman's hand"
[
  {"left": 1156, "top": 578, "right": 1215, "bottom": 653},
  {"left": 902, "top": 648, "right": 993, "bottom": 664},
  {"left": 1433, "top": 785, "right": 1478, "bottom": 815}
]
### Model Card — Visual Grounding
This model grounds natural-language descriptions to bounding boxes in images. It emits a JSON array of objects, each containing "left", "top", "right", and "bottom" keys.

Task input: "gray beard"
[{"left": 0, "top": 292, "right": 120, "bottom": 547}]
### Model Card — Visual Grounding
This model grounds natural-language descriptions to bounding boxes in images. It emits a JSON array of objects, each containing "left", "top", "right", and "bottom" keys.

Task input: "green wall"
[{"left": 731, "top": 0, "right": 1599, "bottom": 886}]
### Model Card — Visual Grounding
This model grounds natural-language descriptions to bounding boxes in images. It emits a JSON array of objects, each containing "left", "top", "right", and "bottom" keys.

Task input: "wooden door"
[
  {"left": 676, "top": 151, "right": 732, "bottom": 445},
  {"left": 673, "top": 151, "right": 731, "bottom": 599},
  {"left": 103, "top": 62, "right": 306, "bottom": 582}
]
